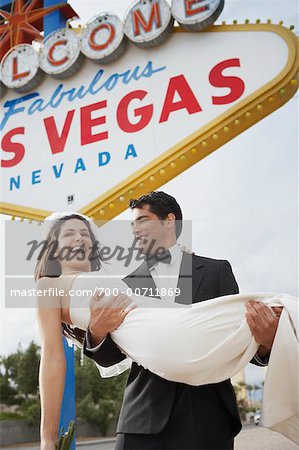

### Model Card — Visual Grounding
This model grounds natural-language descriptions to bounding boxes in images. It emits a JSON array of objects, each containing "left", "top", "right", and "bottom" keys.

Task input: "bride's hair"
[{"left": 35, "top": 213, "right": 102, "bottom": 346}]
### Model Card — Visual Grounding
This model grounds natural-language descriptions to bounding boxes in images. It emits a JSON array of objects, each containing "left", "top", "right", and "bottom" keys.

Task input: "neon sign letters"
[{"left": 0, "top": 0, "right": 223, "bottom": 94}]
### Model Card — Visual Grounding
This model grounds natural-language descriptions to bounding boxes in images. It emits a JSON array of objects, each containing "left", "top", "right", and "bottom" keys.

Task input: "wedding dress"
[{"left": 67, "top": 273, "right": 298, "bottom": 444}]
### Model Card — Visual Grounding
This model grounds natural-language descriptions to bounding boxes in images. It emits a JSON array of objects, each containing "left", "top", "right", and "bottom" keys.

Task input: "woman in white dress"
[
  {"left": 36, "top": 212, "right": 297, "bottom": 449},
  {"left": 36, "top": 212, "right": 137, "bottom": 449}
]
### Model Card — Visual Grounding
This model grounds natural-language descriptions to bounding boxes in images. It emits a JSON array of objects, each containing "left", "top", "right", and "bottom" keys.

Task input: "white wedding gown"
[{"left": 68, "top": 273, "right": 298, "bottom": 445}]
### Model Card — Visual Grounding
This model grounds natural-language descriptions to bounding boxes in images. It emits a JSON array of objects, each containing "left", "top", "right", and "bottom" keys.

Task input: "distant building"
[{"left": 232, "top": 370, "right": 247, "bottom": 401}]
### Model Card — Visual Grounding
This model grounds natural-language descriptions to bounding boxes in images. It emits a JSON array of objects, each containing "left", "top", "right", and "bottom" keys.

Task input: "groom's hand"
[
  {"left": 245, "top": 300, "right": 283, "bottom": 356},
  {"left": 89, "top": 291, "right": 136, "bottom": 346}
]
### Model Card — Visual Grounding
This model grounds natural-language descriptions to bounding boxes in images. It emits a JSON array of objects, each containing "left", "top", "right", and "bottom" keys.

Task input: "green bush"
[
  {"left": 77, "top": 393, "right": 117, "bottom": 436},
  {"left": 0, "top": 412, "right": 25, "bottom": 421},
  {"left": 19, "top": 399, "right": 41, "bottom": 426}
]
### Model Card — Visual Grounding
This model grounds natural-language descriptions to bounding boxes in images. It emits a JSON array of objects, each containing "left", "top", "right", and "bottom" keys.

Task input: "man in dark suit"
[{"left": 84, "top": 191, "right": 280, "bottom": 449}]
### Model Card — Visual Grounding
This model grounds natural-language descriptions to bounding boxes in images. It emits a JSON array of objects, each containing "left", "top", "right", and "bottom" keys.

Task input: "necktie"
[{"left": 146, "top": 250, "right": 172, "bottom": 270}]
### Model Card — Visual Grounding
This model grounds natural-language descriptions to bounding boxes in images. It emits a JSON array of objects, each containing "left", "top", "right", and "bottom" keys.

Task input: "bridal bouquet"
[{"left": 56, "top": 421, "right": 76, "bottom": 449}]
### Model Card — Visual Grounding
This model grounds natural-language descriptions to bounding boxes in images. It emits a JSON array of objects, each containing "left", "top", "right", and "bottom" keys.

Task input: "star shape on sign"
[{"left": 0, "top": 0, "right": 78, "bottom": 61}]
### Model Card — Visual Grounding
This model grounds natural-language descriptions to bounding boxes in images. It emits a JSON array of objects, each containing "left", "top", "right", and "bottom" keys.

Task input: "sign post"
[
  {"left": 59, "top": 337, "right": 76, "bottom": 450},
  {"left": 44, "top": 0, "right": 68, "bottom": 38}
]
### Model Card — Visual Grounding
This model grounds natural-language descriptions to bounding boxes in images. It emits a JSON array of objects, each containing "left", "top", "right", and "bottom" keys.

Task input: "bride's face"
[{"left": 56, "top": 218, "right": 93, "bottom": 272}]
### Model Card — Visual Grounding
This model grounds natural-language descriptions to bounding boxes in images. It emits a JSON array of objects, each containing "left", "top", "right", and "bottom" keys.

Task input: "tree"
[
  {"left": 1, "top": 342, "right": 40, "bottom": 400},
  {"left": 74, "top": 347, "right": 129, "bottom": 435},
  {"left": 0, "top": 372, "right": 18, "bottom": 404},
  {"left": 1, "top": 342, "right": 128, "bottom": 432},
  {"left": 16, "top": 342, "right": 40, "bottom": 399},
  {"left": 234, "top": 381, "right": 246, "bottom": 401},
  {"left": 233, "top": 381, "right": 248, "bottom": 420},
  {"left": 246, "top": 384, "right": 254, "bottom": 407},
  {"left": 1, "top": 349, "right": 22, "bottom": 384},
  {"left": 1, "top": 343, "right": 41, "bottom": 423},
  {"left": 77, "top": 393, "right": 116, "bottom": 436},
  {"left": 252, "top": 384, "right": 262, "bottom": 408}
]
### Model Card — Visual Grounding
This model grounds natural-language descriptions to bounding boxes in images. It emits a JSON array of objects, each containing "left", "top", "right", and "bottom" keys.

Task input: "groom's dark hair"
[{"left": 129, "top": 191, "right": 183, "bottom": 238}]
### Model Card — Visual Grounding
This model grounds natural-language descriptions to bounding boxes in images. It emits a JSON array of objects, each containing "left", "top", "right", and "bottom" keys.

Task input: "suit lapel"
[
  {"left": 191, "top": 255, "right": 205, "bottom": 303},
  {"left": 175, "top": 253, "right": 205, "bottom": 304},
  {"left": 124, "top": 253, "right": 205, "bottom": 303},
  {"left": 123, "top": 261, "right": 160, "bottom": 298}
]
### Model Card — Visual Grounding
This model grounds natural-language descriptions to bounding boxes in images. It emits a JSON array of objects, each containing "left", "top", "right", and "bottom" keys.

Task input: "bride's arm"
[{"left": 36, "top": 278, "right": 66, "bottom": 449}]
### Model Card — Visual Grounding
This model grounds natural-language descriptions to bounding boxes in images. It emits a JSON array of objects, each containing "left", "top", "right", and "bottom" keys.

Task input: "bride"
[{"left": 36, "top": 212, "right": 297, "bottom": 449}]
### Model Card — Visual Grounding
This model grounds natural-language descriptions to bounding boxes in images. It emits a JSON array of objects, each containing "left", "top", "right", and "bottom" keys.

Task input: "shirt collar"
[
  {"left": 148, "top": 243, "right": 181, "bottom": 271},
  {"left": 168, "top": 243, "right": 181, "bottom": 264}
]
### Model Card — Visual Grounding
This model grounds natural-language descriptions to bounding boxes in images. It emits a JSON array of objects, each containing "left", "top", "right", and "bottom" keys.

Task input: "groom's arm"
[
  {"left": 84, "top": 330, "right": 126, "bottom": 367},
  {"left": 217, "top": 260, "right": 267, "bottom": 367},
  {"left": 217, "top": 260, "right": 239, "bottom": 297},
  {"left": 83, "top": 291, "right": 133, "bottom": 367},
  {"left": 245, "top": 301, "right": 282, "bottom": 366}
]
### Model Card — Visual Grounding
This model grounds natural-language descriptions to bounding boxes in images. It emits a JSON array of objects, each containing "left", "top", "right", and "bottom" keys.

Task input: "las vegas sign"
[{"left": 0, "top": 0, "right": 298, "bottom": 222}]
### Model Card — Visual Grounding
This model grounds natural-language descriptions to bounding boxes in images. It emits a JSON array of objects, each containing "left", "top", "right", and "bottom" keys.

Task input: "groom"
[{"left": 84, "top": 191, "right": 279, "bottom": 449}]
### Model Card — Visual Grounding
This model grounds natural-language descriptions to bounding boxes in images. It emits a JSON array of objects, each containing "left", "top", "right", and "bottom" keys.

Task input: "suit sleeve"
[
  {"left": 218, "top": 260, "right": 239, "bottom": 296},
  {"left": 217, "top": 260, "right": 268, "bottom": 367},
  {"left": 83, "top": 331, "right": 126, "bottom": 367},
  {"left": 83, "top": 276, "right": 134, "bottom": 368}
]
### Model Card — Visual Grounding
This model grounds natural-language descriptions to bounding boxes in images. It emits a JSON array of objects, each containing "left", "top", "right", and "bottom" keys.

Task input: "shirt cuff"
[
  {"left": 85, "top": 328, "right": 106, "bottom": 353},
  {"left": 94, "top": 359, "right": 132, "bottom": 378},
  {"left": 253, "top": 350, "right": 269, "bottom": 366}
]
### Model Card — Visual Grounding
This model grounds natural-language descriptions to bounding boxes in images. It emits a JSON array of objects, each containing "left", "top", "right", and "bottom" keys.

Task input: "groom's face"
[{"left": 131, "top": 204, "right": 174, "bottom": 255}]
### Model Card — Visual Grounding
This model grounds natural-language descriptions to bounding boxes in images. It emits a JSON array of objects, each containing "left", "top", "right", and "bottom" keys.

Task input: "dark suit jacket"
[{"left": 84, "top": 253, "right": 242, "bottom": 435}]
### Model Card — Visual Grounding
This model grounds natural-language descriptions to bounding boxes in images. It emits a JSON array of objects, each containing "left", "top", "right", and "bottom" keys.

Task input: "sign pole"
[
  {"left": 59, "top": 336, "right": 76, "bottom": 449},
  {"left": 43, "top": 0, "right": 68, "bottom": 38}
]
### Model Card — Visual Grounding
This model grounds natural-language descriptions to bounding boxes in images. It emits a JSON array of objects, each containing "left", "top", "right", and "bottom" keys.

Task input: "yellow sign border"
[{"left": 1, "top": 23, "right": 298, "bottom": 223}]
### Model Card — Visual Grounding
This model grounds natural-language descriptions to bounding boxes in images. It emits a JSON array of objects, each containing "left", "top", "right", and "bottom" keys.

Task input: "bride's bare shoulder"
[
  {"left": 36, "top": 277, "right": 59, "bottom": 289},
  {"left": 36, "top": 276, "right": 56, "bottom": 289},
  {"left": 36, "top": 272, "right": 83, "bottom": 293},
  {"left": 35, "top": 275, "right": 74, "bottom": 291},
  {"left": 35, "top": 275, "right": 78, "bottom": 309}
]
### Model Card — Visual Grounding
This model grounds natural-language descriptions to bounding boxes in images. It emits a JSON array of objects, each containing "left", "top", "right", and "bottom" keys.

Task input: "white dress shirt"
[{"left": 149, "top": 244, "right": 183, "bottom": 302}]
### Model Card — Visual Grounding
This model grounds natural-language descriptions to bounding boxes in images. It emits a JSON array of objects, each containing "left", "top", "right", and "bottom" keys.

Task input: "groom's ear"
[{"left": 166, "top": 213, "right": 176, "bottom": 229}]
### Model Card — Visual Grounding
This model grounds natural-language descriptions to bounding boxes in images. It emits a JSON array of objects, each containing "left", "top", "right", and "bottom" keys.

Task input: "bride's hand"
[{"left": 179, "top": 244, "right": 195, "bottom": 254}]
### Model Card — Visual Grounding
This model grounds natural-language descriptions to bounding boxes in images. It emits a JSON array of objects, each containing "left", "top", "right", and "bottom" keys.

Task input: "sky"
[{"left": 0, "top": 0, "right": 298, "bottom": 389}]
